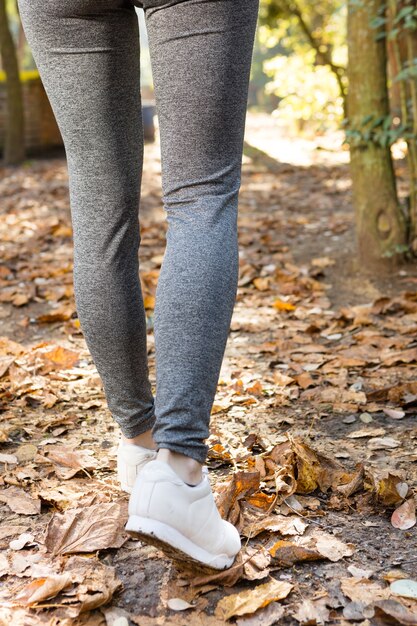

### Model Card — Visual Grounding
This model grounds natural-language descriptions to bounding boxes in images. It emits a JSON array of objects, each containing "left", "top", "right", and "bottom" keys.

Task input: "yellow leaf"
[
  {"left": 273, "top": 299, "right": 295, "bottom": 312},
  {"left": 215, "top": 578, "right": 293, "bottom": 620},
  {"left": 144, "top": 294, "right": 155, "bottom": 309}
]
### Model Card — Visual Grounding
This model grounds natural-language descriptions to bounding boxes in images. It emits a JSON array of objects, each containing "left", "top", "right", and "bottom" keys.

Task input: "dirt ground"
[{"left": 0, "top": 112, "right": 416, "bottom": 625}]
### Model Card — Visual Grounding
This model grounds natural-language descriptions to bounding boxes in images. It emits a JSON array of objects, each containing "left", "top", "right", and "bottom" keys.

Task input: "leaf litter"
[{"left": 0, "top": 124, "right": 417, "bottom": 624}]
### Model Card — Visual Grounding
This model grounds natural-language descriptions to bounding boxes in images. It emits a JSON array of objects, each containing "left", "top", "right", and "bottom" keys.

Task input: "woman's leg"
[
  {"left": 17, "top": 0, "right": 156, "bottom": 440},
  {"left": 144, "top": 0, "right": 259, "bottom": 465}
]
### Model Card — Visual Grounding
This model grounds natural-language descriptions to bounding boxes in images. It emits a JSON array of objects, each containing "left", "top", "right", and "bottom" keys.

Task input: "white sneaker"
[
  {"left": 125, "top": 459, "right": 241, "bottom": 571},
  {"left": 117, "top": 441, "right": 158, "bottom": 494}
]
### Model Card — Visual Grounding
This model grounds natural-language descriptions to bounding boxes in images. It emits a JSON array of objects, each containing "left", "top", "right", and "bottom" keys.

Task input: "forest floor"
[{"left": 0, "top": 111, "right": 416, "bottom": 626}]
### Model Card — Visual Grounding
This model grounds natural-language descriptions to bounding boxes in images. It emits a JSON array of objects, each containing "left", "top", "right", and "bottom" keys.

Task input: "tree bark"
[
  {"left": 347, "top": 0, "right": 407, "bottom": 270},
  {"left": 0, "top": 0, "right": 25, "bottom": 165}
]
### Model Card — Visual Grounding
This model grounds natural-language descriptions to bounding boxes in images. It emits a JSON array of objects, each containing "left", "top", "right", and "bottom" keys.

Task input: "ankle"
[
  {"left": 157, "top": 448, "right": 203, "bottom": 485},
  {"left": 122, "top": 430, "right": 157, "bottom": 450}
]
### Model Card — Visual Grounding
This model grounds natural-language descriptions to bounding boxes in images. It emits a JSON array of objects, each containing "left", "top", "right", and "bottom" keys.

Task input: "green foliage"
[
  {"left": 257, "top": 0, "right": 347, "bottom": 133},
  {"left": 344, "top": 113, "right": 409, "bottom": 149},
  {"left": 264, "top": 50, "right": 343, "bottom": 133}
]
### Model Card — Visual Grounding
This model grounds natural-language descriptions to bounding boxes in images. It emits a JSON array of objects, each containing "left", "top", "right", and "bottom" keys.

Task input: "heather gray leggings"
[{"left": 18, "top": 0, "right": 259, "bottom": 463}]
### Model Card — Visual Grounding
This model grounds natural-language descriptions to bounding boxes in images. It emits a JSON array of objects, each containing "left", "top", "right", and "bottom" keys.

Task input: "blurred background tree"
[
  {"left": 2, "top": 0, "right": 417, "bottom": 271},
  {"left": 0, "top": 0, "right": 24, "bottom": 165},
  {"left": 255, "top": 0, "right": 347, "bottom": 134}
]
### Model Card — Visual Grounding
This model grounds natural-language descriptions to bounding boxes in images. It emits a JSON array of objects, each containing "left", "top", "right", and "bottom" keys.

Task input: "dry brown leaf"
[
  {"left": 337, "top": 465, "right": 364, "bottom": 498},
  {"left": 268, "top": 528, "right": 354, "bottom": 566},
  {"left": 347, "top": 427, "right": 386, "bottom": 439},
  {"left": 61, "top": 556, "right": 122, "bottom": 615},
  {"left": 0, "top": 452, "right": 18, "bottom": 464},
  {"left": 46, "top": 445, "right": 98, "bottom": 479},
  {"left": 313, "top": 530, "right": 355, "bottom": 562},
  {"left": 38, "top": 482, "right": 108, "bottom": 511},
  {"left": 268, "top": 539, "right": 321, "bottom": 566},
  {"left": 368, "top": 436, "right": 401, "bottom": 450},
  {"left": 242, "top": 545, "right": 271, "bottom": 581},
  {"left": 207, "top": 442, "right": 233, "bottom": 465},
  {"left": 240, "top": 513, "right": 308, "bottom": 539},
  {"left": 0, "top": 336, "right": 26, "bottom": 356},
  {"left": 36, "top": 345, "right": 80, "bottom": 373},
  {"left": 215, "top": 471, "right": 260, "bottom": 524},
  {"left": 294, "top": 372, "right": 315, "bottom": 389},
  {"left": 0, "top": 553, "right": 9, "bottom": 577},
  {"left": 288, "top": 435, "right": 354, "bottom": 494},
  {"left": 0, "top": 487, "right": 41, "bottom": 515},
  {"left": 215, "top": 578, "right": 293, "bottom": 621},
  {"left": 293, "top": 598, "right": 330, "bottom": 624},
  {"left": 36, "top": 306, "right": 74, "bottom": 323},
  {"left": 340, "top": 577, "right": 391, "bottom": 603},
  {"left": 383, "top": 407, "right": 406, "bottom": 420},
  {"left": 12, "top": 574, "right": 72, "bottom": 606},
  {"left": 189, "top": 551, "right": 245, "bottom": 588},
  {"left": 391, "top": 498, "right": 416, "bottom": 530},
  {"left": 235, "top": 601, "right": 285, "bottom": 626},
  {"left": 364, "top": 469, "right": 407, "bottom": 506},
  {"left": 374, "top": 599, "right": 417, "bottom": 625},
  {"left": 273, "top": 371, "right": 295, "bottom": 387},
  {"left": 244, "top": 491, "right": 278, "bottom": 513},
  {"left": 44, "top": 501, "right": 128, "bottom": 555}
]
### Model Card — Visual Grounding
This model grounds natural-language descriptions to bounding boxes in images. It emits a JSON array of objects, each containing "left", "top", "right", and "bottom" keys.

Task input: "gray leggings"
[{"left": 18, "top": 0, "right": 259, "bottom": 464}]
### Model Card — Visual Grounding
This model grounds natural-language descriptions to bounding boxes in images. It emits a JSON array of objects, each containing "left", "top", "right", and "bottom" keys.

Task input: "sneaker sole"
[{"left": 125, "top": 515, "right": 237, "bottom": 572}]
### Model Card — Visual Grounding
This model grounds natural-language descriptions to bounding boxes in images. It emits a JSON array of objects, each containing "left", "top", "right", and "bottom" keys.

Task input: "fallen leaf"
[
  {"left": 273, "top": 299, "right": 296, "bottom": 312},
  {"left": 365, "top": 469, "right": 408, "bottom": 506},
  {"left": 167, "top": 598, "right": 195, "bottom": 611},
  {"left": 240, "top": 514, "right": 308, "bottom": 539},
  {"left": 383, "top": 408, "right": 406, "bottom": 420},
  {"left": 314, "top": 530, "right": 355, "bottom": 562},
  {"left": 390, "top": 579, "right": 417, "bottom": 600},
  {"left": 242, "top": 545, "right": 271, "bottom": 581},
  {"left": 37, "top": 345, "right": 80, "bottom": 373},
  {"left": 347, "top": 428, "right": 386, "bottom": 439},
  {"left": 347, "top": 565, "right": 374, "bottom": 579},
  {"left": 368, "top": 437, "right": 401, "bottom": 450},
  {"left": 374, "top": 599, "right": 417, "bottom": 625},
  {"left": 9, "top": 533, "right": 34, "bottom": 551},
  {"left": 215, "top": 471, "right": 260, "bottom": 524},
  {"left": 13, "top": 573, "right": 72, "bottom": 606},
  {"left": 0, "top": 487, "right": 41, "bottom": 515},
  {"left": 342, "top": 601, "right": 375, "bottom": 621},
  {"left": 44, "top": 501, "right": 128, "bottom": 554},
  {"left": 235, "top": 601, "right": 285, "bottom": 626},
  {"left": 0, "top": 553, "right": 9, "bottom": 577},
  {"left": 340, "top": 577, "right": 391, "bottom": 603},
  {"left": 215, "top": 578, "right": 293, "bottom": 621},
  {"left": 293, "top": 598, "right": 330, "bottom": 624},
  {"left": 63, "top": 556, "right": 122, "bottom": 616},
  {"left": 391, "top": 498, "right": 416, "bottom": 530},
  {"left": 0, "top": 453, "right": 18, "bottom": 464},
  {"left": 288, "top": 435, "right": 354, "bottom": 494},
  {"left": 268, "top": 539, "right": 321, "bottom": 566},
  {"left": 46, "top": 445, "right": 98, "bottom": 479},
  {"left": 186, "top": 551, "right": 245, "bottom": 587}
]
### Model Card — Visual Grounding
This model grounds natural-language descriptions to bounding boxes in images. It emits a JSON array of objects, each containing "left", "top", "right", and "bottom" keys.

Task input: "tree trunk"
[
  {"left": 0, "top": 0, "right": 25, "bottom": 165},
  {"left": 347, "top": 0, "right": 407, "bottom": 271}
]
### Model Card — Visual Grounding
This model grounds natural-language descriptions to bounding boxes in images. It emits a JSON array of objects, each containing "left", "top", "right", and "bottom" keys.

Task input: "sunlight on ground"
[{"left": 243, "top": 111, "right": 350, "bottom": 167}]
